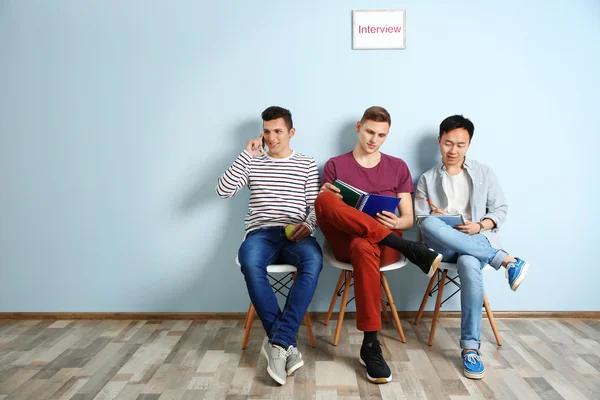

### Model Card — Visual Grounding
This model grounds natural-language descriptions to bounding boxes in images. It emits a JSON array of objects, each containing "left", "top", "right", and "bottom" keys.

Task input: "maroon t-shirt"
[{"left": 322, "top": 152, "right": 414, "bottom": 196}]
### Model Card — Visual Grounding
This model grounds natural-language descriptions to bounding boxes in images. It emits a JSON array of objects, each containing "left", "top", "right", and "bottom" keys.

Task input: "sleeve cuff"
[
  {"left": 482, "top": 214, "right": 500, "bottom": 228},
  {"left": 301, "top": 222, "right": 315, "bottom": 233}
]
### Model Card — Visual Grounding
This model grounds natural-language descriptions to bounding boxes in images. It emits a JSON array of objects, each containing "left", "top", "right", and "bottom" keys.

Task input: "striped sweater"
[{"left": 216, "top": 150, "right": 320, "bottom": 233}]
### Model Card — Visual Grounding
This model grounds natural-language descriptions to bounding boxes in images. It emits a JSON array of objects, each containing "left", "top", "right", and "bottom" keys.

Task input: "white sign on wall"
[{"left": 352, "top": 9, "right": 406, "bottom": 50}]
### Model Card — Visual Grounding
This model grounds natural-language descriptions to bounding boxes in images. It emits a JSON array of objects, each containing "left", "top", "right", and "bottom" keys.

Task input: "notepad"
[
  {"left": 333, "top": 180, "right": 401, "bottom": 217},
  {"left": 416, "top": 214, "right": 465, "bottom": 227}
]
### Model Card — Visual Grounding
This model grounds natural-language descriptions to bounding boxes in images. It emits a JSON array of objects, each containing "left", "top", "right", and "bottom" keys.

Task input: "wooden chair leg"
[
  {"left": 415, "top": 273, "right": 437, "bottom": 325},
  {"left": 242, "top": 303, "right": 256, "bottom": 350},
  {"left": 333, "top": 271, "right": 352, "bottom": 346},
  {"left": 483, "top": 292, "right": 502, "bottom": 346},
  {"left": 243, "top": 303, "right": 252, "bottom": 329},
  {"left": 428, "top": 270, "right": 447, "bottom": 346},
  {"left": 381, "top": 287, "right": 391, "bottom": 323},
  {"left": 304, "top": 312, "right": 316, "bottom": 348},
  {"left": 325, "top": 271, "right": 345, "bottom": 326},
  {"left": 380, "top": 272, "right": 406, "bottom": 343}
]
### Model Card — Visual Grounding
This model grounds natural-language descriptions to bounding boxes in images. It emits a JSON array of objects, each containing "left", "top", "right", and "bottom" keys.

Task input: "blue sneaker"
[
  {"left": 462, "top": 350, "right": 485, "bottom": 379},
  {"left": 506, "top": 258, "right": 529, "bottom": 291}
]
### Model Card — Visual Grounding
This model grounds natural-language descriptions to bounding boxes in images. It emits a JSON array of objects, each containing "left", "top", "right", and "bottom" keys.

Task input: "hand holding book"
[
  {"left": 374, "top": 210, "right": 400, "bottom": 229},
  {"left": 332, "top": 179, "right": 401, "bottom": 218},
  {"left": 319, "top": 182, "right": 343, "bottom": 198},
  {"left": 454, "top": 221, "right": 482, "bottom": 235}
]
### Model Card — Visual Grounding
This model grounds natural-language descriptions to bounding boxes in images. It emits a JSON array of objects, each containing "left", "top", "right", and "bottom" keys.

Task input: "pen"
[{"left": 426, "top": 198, "right": 442, "bottom": 212}]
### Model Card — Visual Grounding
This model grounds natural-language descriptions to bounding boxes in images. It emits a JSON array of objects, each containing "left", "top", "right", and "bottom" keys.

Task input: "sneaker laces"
[
  {"left": 366, "top": 340, "right": 386, "bottom": 368},
  {"left": 272, "top": 344, "right": 288, "bottom": 359},
  {"left": 287, "top": 345, "right": 301, "bottom": 358},
  {"left": 464, "top": 352, "right": 482, "bottom": 365},
  {"left": 505, "top": 264, "right": 515, "bottom": 279}
]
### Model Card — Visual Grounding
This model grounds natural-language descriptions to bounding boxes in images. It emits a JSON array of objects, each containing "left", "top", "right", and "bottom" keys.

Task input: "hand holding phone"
[{"left": 245, "top": 133, "right": 265, "bottom": 157}]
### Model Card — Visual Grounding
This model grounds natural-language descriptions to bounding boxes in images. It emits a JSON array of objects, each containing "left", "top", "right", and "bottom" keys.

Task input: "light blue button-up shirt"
[{"left": 414, "top": 157, "right": 507, "bottom": 249}]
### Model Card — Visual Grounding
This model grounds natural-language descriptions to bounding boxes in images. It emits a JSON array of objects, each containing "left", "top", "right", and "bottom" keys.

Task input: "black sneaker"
[
  {"left": 402, "top": 242, "right": 442, "bottom": 277},
  {"left": 359, "top": 340, "right": 392, "bottom": 384}
]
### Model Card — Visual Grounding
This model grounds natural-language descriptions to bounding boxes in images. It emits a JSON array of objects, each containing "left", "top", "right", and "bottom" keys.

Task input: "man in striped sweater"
[{"left": 216, "top": 106, "right": 323, "bottom": 386}]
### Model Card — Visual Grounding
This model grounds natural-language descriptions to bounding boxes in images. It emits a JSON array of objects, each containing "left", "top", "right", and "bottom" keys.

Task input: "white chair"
[
  {"left": 413, "top": 262, "right": 502, "bottom": 346},
  {"left": 322, "top": 240, "right": 408, "bottom": 345},
  {"left": 235, "top": 256, "right": 316, "bottom": 350}
]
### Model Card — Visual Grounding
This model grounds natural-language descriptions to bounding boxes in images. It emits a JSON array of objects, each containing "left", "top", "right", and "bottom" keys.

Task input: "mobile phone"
[{"left": 262, "top": 136, "right": 267, "bottom": 151}]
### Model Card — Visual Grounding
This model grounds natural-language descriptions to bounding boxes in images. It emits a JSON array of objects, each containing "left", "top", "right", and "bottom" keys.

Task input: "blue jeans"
[
  {"left": 420, "top": 217, "right": 508, "bottom": 350},
  {"left": 238, "top": 227, "right": 323, "bottom": 349}
]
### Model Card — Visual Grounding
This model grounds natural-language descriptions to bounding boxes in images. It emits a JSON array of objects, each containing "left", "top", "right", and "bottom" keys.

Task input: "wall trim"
[{"left": 1, "top": 311, "right": 598, "bottom": 320}]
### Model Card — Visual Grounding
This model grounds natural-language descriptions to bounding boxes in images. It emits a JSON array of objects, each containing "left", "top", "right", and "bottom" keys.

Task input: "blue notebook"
[
  {"left": 357, "top": 193, "right": 401, "bottom": 217},
  {"left": 416, "top": 214, "right": 465, "bottom": 227},
  {"left": 333, "top": 180, "right": 401, "bottom": 217}
]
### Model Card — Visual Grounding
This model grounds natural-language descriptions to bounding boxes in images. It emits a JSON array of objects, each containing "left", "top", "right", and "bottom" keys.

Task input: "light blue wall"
[{"left": 1, "top": 0, "right": 599, "bottom": 312}]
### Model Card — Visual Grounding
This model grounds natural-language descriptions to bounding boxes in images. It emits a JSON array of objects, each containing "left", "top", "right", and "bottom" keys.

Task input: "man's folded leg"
[
  {"left": 315, "top": 192, "right": 391, "bottom": 242},
  {"left": 420, "top": 217, "right": 505, "bottom": 267},
  {"left": 315, "top": 191, "right": 442, "bottom": 276}
]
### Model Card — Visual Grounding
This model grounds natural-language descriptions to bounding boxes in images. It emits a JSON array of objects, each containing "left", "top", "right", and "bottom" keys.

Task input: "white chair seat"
[
  {"left": 439, "top": 261, "right": 494, "bottom": 271},
  {"left": 322, "top": 240, "right": 408, "bottom": 272},
  {"left": 265, "top": 264, "right": 297, "bottom": 273},
  {"left": 235, "top": 256, "right": 298, "bottom": 273}
]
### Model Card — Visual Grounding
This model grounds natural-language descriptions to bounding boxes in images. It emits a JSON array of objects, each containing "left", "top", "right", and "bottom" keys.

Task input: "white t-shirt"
[{"left": 444, "top": 169, "right": 473, "bottom": 222}]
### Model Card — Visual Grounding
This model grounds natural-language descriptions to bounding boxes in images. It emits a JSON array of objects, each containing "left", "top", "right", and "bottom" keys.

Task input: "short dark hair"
[
  {"left": 439, "top": 115, "right": 475, "bottom": 141},
  {"left": 360, "top": 106, "right": 391, "bottom": 126},
  {"left": 261, "top": 106, "right": 293, "bottom": 130}
]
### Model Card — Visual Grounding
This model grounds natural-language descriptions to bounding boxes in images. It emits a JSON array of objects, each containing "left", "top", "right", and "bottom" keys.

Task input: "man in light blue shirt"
[{"left": 415, "top": 115, "right": 530, "bottom": 380}]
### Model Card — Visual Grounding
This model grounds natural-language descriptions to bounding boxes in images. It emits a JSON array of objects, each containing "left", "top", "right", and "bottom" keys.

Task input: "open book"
[
  {"left": 333, "top": 179, "right": 401, "bottom": 217},
  {"left": 416, "top": 214, "right": 465, "bottom": 227}
]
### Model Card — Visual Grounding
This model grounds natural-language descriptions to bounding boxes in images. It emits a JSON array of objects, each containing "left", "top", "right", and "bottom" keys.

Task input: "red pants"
[{"left": 315, "top": 192, "right": 402, "bottom": 331}]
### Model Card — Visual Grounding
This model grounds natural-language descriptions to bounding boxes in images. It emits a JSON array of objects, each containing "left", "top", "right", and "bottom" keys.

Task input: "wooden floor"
[{"left": 0, "top": 318, "right": 599, "bottom": 399}]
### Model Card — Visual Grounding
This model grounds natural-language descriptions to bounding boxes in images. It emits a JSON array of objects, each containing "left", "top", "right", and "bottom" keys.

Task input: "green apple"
[{"left": 285, "top": 225, "right": 295, "bottom": 239}]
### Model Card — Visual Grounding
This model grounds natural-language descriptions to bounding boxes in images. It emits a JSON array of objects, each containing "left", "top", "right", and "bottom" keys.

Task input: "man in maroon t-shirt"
[{"left": 314, "top": 106, "right": 442, "bottom": 384}]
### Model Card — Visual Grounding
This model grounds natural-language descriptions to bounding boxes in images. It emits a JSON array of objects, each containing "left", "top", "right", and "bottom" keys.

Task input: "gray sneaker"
[
  {"left": 286, "top": 346, "right": 304, "bottom": 376},
  {"left": 261, "top": 342, "right": 288, "bottom": 385}
]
